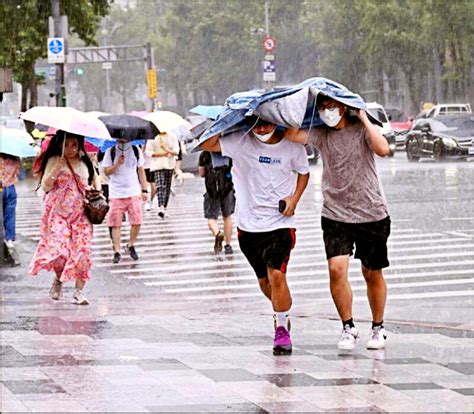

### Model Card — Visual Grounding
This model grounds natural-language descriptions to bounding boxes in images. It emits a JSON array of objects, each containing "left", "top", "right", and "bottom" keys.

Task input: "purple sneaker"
[{"left": 273, "top": 326, "right": 292, "bottom": 355}]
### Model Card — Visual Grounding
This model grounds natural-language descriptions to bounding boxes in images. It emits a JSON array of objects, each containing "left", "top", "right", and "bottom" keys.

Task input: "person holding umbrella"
[
  {"left": 97, "top": 114, "right": 156, "bottom": 263},
  {"left": 29, "top": 131, "right": 101, "bottom": 305}
]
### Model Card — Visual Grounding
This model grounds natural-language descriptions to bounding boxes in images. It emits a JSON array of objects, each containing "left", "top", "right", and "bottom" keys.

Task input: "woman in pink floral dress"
[{"left": 29, "top": 131, "right": 101, "bottom": 305}]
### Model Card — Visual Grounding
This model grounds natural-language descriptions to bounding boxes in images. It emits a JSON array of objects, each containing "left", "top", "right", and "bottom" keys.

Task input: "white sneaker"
[
  {"left": 158, "top": 206, "right": 165, "bottom": 219},
  {"left": 367, "top": 326, "right": 387, "bottom": 350},
  {"left": 337, "top": 325, "right": 359, "bottom": 350},
  {"left": 73, "top": 289, "right": 89, "bottom": 305},
  {"left": 144, "top": 202, "right": 151, "bottom": 211}
]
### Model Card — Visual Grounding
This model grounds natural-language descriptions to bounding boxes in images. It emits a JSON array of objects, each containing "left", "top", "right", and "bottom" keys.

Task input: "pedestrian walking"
[
  {"left": 198, "top": 151, "right": 235, "bottom": 254},
  {"left": 145, "top": 132, "right": 179, "bottom": 218},
  {"left": 200, "top": 117, "right": 310, "bottom": 355},
  {"left": 28, "top": 131, "right": 101, "bottom": 305},
  {"left": 142, "top": 144, "right": 156, "bottom": 211},
  {"left": 174, "top": 140, "right": 186, "bottom": 185},
  {"left": 1, "top": 153, "right": 21, "bottom": 266},
  {"left": 287, "top": 93, "right": 392, "bottom": 350},
  {"left": 102, "top": 140, "right": 148, "bottom": 263}
]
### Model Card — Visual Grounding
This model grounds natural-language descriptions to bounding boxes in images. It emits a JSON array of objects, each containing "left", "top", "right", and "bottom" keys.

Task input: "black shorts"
[
  {"left": 145, "top": 168, "right": 155, "bottom": 184},
  {"left": 238, "top": 228, "right": 296, "bottom": 279},
  {"left": 321, "top": 216, "right": 391, "bottom": 270},
  {"left": 204, "top": 191, "right": 235, "bottom": 219}
]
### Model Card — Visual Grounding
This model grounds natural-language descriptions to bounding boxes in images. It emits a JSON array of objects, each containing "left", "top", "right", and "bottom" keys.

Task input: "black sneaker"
[
  {"left": 112, "top": 252, "right": 121, "bottom": 264},
  {"left": 126, "top": 244, "right": 139, "bottom": 261},
  {"left": 224, "top": 245, "right": 233, "bottom": 254}
]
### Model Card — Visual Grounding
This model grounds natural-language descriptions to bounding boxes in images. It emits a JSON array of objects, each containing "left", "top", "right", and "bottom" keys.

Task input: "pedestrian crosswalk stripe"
[
  {"left": 163, "top": 277, "right": 473, "bottom": 294},
  {"left": 184, "top": 290, "right": 474, "bottom": 302},
  {"left": 104, "top": 251, "right": 474, "bottom": 274},
  {"left": 141, "top": 269, "right": 474, "bottom": 287},
  {"left": 128, "top": 259, "right": 474, "bottom": 280}
]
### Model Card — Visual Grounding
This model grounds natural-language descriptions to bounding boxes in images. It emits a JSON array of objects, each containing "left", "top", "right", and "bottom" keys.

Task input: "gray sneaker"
[
  {"left": 73, "top": 289, "right": 89, "bottom": 305},
  {"left": 49, "top": 278, "right": 63, "bottom": 300}
]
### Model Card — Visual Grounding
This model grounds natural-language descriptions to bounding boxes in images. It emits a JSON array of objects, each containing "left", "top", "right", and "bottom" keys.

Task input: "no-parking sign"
[{"left": 262, "top": 36, "right": 276, "bottom": 52}]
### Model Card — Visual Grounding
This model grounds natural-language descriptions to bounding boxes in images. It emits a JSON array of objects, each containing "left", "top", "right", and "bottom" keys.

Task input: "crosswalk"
[{"left": 15, "top": 179, "right": 474, "bottom": 305}]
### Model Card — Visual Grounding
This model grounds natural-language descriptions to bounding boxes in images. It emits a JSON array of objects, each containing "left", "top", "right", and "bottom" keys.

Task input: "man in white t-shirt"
[
  {"left": 200, "top": 117, "right": 310, "bottom": 355},
  {"left": 102, "top": 140, "right": 149, "bottom": 263}
]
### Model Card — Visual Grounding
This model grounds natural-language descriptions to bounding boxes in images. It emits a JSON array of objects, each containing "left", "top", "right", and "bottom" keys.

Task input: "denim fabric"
[
  {"left": 197, "top": 77, "right": 381, "bottom": 148},
  {"left": 3, "top": 185, "right": 17, "bottom": 241}
]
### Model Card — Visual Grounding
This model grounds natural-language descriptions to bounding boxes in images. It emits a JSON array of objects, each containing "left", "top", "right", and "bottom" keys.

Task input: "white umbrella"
[
  {"left": 143, "top": 111, "right": 191, "bottom": 133},
  {"left": 20, "top": 106, "right": 112, "bottom": 140}
]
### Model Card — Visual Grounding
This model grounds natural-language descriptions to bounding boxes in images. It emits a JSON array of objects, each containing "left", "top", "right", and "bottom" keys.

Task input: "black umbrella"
[{"left": 98, "top": 114, "right": 160, "bottom": 142}]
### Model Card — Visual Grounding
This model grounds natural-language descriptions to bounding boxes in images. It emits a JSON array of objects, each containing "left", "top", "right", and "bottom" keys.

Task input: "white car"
[
  {"left": 426, "top": 103, "right": 471, "bottom": 118},
  {"left": 366, "top": 102, "right": 396, "bottom": 156}
]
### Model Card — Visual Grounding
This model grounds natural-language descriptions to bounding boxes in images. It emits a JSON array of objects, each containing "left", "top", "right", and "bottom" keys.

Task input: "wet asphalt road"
[{"left": 5, "top": 151, "right": 474, "bottom": 328}]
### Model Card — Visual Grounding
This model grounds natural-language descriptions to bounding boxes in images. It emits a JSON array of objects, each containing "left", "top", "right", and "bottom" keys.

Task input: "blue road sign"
[{"left": 48, "top": 38, "right": 63, "bottom": 54}]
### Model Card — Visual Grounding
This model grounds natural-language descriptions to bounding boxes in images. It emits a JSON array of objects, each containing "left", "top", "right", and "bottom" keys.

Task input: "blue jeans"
[{"left": 3, "top": 185, "right": 17, "bottom": 241}]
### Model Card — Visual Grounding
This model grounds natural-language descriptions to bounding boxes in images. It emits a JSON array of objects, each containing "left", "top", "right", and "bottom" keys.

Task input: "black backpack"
[
  {"left": 202, "top": 152, "right": 233, "bottom": 198},
  {"left": 110, "top": 145, "right": 140, "bottom": 163}
]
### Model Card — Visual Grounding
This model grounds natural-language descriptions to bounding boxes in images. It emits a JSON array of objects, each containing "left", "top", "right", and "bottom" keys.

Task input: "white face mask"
[
  {"left": 253, "top": 128, "right": 275, "bottom": 143},
  {"left": 319, "top": 107, "right": 342, "bottom": 127}
]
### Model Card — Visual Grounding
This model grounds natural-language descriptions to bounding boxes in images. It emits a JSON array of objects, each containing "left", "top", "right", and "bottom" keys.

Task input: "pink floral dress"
[{"left": 29, "top": 167, "right": 93, "bottom": 282}]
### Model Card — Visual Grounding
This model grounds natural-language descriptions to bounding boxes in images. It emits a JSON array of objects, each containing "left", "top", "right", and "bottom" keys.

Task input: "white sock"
[{"left": 275, "top": 311, "right": 289, "bottom": 328}]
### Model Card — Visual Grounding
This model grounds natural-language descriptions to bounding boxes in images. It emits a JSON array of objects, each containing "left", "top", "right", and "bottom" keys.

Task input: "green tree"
[{"left": 0, "top": 0, "right": 110, "bottom": 111}]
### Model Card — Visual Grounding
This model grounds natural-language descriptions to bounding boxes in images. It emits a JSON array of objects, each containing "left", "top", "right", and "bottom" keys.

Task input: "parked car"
[
  {"left": 366, "top": 102, "right": 396, "bottom": 156},
  {"left": 405, "top": 114, "right": 474, "bottom": 161},
  {"left": 385, "top": 107, "right": 413, "bottom": 148},
  {"left": 426, "top": 103, "right": 472, "bottom": 118}
]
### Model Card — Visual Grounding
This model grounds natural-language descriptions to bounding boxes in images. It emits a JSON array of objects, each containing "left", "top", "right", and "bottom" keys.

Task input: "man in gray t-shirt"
[{"left": 287, "top": 94, "right": 391, "bottom": 352}]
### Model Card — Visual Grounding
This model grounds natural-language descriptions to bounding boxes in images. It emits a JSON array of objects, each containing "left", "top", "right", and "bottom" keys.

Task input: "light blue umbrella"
[
  {"left": 0, "top": 127, "right": 38, "bottom": 158},
  {"left": 189, "top": 105, "right": 225, "bottom": 120}
]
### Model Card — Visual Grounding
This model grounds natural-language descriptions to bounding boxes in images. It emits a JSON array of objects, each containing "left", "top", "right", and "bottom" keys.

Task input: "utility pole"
[
  {"left": 101, "top": 29, "right": 111, "bottom": 112},
  {"left": 51, "top": 0, "right": 66, "bottom": 106},
  {"left": 265, "top": 0, "right": 270, "bottom": 37}
]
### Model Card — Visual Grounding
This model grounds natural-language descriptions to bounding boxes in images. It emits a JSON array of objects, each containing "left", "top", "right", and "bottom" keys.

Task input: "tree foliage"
[
  {"left": 2, "top": 0, "right": 472, "bottom": 115},
  {"left": 0, "top": 0, "right": 110, "bottom": 110}
]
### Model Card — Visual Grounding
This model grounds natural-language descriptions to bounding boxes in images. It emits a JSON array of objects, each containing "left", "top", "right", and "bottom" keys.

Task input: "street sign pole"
[
  {"left": 51, "top": 0, "right": 66, "bottom": 107},
  {"left": 262, "top": 0, "right": 275, "bottom": 91}
]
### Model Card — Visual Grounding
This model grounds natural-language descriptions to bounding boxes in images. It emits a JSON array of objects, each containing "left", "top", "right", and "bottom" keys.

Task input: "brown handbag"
[{"left": 66, "top": 160, "right": 109, "bottom": 224}]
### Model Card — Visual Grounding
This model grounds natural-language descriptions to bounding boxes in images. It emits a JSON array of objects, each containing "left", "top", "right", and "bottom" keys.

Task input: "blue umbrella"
[
  {"left": 196, "top": 77, "right": 382, "bottom": 148},
  {"left": 85, "top": 137, "right": 145, "bottom": 152},
  {"left": 189, "top": 105, "right": 225, "bottom": 120},
  {"left": 0, "top": 127, "right": 38, "bottom": 158}
]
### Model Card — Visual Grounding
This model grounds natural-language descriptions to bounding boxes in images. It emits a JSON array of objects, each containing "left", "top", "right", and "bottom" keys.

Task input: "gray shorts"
[{"left": 204, "top": 191, "right": 235, "bottom": 219}]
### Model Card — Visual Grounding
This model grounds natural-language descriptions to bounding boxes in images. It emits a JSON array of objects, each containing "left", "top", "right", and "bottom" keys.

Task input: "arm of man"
[
  {"left": 282, "top": 172, "right": 310, "bottom": 216},
  {"left": 137, "top": 167, "right": 148, "bottom": 202},
  {"left": 284, "top": 127, "right": 308, "bottom": 144},
  {"left": 199, "top": 134, "right": 221, "bottom": 152},
  {"left": 102, "top": 149, "right": 124, "bottom": 176},
  {"left": 357, "top": 109, "right": 391, "bottom": 157}
]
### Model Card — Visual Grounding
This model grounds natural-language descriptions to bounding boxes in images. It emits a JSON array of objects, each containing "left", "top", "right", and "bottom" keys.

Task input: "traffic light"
[
  {"left": 147, "top": 69, "right": 157, "bottom": 99},
  {"left": 74, "top": 67, "right": 85, "bottom": 76}
]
